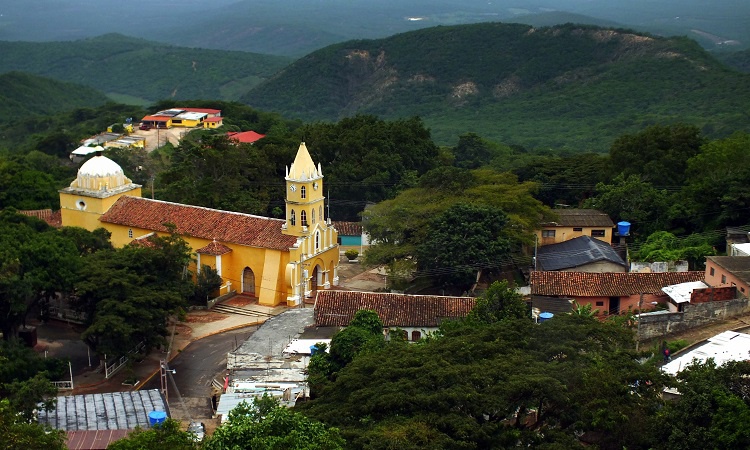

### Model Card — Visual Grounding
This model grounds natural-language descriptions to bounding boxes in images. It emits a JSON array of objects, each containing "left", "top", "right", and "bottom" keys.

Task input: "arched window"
[
  {"left": 312, "top": 209, "right": 316, "bottom": 224},
  {"left": 319, "top": 206, "right": 323, "bottom": 222},
  {"left": 301, "top": 185, "right": 306, "bottom": 199},
  {"left": 315, "top": 230, "right": 321, "bottom": 250},
  {"left": 301, "top": 210, "right": 308, "bottom": 226},
  {"left": 290, "top": 209, "right": 296, "bottom": 226}
]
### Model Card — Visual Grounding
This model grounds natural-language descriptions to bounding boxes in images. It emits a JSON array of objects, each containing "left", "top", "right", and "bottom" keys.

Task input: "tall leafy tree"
[
  {"left": 205, "top": 397, "right": 345, "bottom": 450},
  {"left": 0, "top": 399, "right": 65, "bottom": 450},
  {"left": 416, "top": 203, "right": 511, "bottom": 289},
  {"left": 468, "top": 280, "right": 528, "bottom": 323},
  {"left": 107, "top": 419, "right": 198, "bottom": 450}
]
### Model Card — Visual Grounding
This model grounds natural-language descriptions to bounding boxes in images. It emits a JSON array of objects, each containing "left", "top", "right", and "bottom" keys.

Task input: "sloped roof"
[
  {"left": 314, "top": 290, "right": 474, "bottom": 327},
  {"left": 530, "top": 271, "right": 705, "bottom": 297},
  {"left": 537, "top": 235, "right": 626, "bottom": 271},
  {"left": 100, "top": 196, "right": 297, "bottom": 251},
  {"left": 66, "top": 429, "right": 131, "bottom": 449},
  {"left": 663, "top": 281, "right": 710, "bottom": 304},
  {"left": 197, "top": 240, "right": 233, "bottom": 255},
  {"left": 544, "top": 209, "right": 614, "bottom": 228},
  {"left": 19, "top": 209, "right": 62, "bottom": 227},
  {"left": 708, "top": 256, "right": 750, "bottom": 284},
  {"left": 203, "top": 117, "right": 224, "bottom": 123},
  {"left": 38, "top": 389, "right": 168, "bottom": 431},
  {"left": 331, "top": 221, "right": 362, "bottom": 236},
  {"left": 227, "top": 131, "right": 265, "bottom": 143},
  {"left": 181, "top": 107, "right": 221, "bottom": 114},
  {"left": 140, "top": 115, "right": 170, "bottom": 122}
]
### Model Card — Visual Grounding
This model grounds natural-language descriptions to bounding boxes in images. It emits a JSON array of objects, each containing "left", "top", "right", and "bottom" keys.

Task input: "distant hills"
[
  {"left": 0, "top": 34, "right": 291, "bottom": 104},
  {"left": 0, "top": 72, "right": 108, "bottom": 119},
  {"left": 242, "top": 23, "right": 750, "bottom": 150}
]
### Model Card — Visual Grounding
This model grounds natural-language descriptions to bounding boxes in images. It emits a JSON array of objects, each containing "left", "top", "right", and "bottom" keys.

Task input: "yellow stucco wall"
[
  {"left": 536, "top": 226, "right": 612, "bottom": 246},
  {"left": 59, "top": 187, "right": 142, "bottom": 231}
]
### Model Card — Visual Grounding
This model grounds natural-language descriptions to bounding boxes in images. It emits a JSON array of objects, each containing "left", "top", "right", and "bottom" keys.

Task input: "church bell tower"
[{"left": 283, "top": 142, "right": 326, "bottom": 237}]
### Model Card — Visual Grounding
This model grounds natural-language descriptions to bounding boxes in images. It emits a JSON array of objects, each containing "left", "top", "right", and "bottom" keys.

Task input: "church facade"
[{"left": 59, "top": 143, "right": 339, "bottom": 307}]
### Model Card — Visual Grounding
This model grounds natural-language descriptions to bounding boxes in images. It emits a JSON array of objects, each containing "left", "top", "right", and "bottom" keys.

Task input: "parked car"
[
  {"left": 188, "top": 421, "right": 205, "bottom": 442},
  {"left": 139, "top": 123, "right": 151, "bottom": 130}
]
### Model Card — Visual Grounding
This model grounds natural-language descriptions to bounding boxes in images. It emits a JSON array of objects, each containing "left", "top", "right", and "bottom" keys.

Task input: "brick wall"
[
  {"left": 638, "top": 297, "right": 750, "bottom": 340},
  {"left": 690, "top": 286, "right": 737, "bottom": 304}
]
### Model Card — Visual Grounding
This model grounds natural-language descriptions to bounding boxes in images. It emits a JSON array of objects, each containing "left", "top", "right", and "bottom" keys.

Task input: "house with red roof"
[
  {"left": 530, "top": 271, "right": 705, "bottom": 315},
  {"left": 227, "top": 130, "right": 266, "bottom": 144},
  {"left": 59, "top": 143, "right": 339, "bottom": 307},
  {"left": 314, "top": 290, "right": 474, "bottom": 341}
]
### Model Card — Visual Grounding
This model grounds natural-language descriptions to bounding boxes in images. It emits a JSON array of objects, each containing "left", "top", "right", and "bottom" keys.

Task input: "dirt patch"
[{"left": 185, "top": 312, "right": 228, "bottom": 324}]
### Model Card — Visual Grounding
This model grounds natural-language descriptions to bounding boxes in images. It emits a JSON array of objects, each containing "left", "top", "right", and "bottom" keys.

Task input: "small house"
[{"left": 536, "top": 209, "right": 614, "bottom": 246}]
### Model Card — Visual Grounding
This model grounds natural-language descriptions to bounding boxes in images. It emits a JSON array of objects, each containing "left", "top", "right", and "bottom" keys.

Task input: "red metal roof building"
[{"left": 227, "top": 131, "right": 266, "bottom": 144}]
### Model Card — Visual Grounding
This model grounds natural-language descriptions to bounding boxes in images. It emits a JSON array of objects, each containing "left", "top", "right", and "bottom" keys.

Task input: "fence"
[
  {"left": 639, "top": 297, "right": 750, "bottom": 341},
  {"left": 104, "top": 340, "right": 145, "bottom": 379},
  {"left": 52, "top": 380, "right": 73, "bottom": 390}
]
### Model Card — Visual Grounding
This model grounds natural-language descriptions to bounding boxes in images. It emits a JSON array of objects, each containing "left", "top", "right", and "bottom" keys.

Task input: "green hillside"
[
  {"left": 0, "top": 71, "right": 108, "bottom": 119},
  {"left": 242, "top": 22, "right": 750, "bottom": 150},
  {"left": 0, "top": 34, "right": 292, "bottom": 104}
]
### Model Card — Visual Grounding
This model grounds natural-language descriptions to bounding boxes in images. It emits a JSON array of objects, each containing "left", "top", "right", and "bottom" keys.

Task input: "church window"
[
  {"left": 315, "top": 230, "right": 321, "bottom": 250},
  {"left": 128, "top": 229, "right": 133, "bottom": 239},
  {"left": 312, "top": 209, "right": 316, "bottom": 224},
  {"left": 320, "top": 206, "right": 323, "bottom": 222},
  {"left": 290, "top": 210, "right": 296, "bottom": 226},
  {"left": 301, "top": 186, "right": 306, "bottom": 199},
  {"left": 301, "top": 210, "right": 308, "bottom": 226}
]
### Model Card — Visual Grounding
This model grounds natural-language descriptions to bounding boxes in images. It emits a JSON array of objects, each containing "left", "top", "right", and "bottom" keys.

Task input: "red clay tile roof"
[
  {"left": 227, "top": 131, "right": 265, "bottom": 143},
  {"left": 331, "top": 221, "right": 362, "bottom": 236},
  {"left": 100, "top": 197, "right": 297, "bottom": 251},
  {"left": 530, "top": 271, "right": 705, "bottom": 297},
  {"left": 197, "top": 240, "right": 233, "bottom": 255},
  {"left": 19, "top": 209, "right": 62, "bottom": 227},
  {"left": 544, "top": 209, "right": 614, "bottom": 228},
  {"left": 314, "top": 290, "right": 475, "bottom": 327}
]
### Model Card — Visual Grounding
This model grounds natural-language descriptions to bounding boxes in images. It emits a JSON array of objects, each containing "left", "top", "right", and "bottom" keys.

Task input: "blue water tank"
[
  {"left": 617, "top": 221, "right": 631, "bottom": 236},
  {"left": 148, "top": 410, "right": 167, "bottom": 427},
  {"left": 539, "top": 312, "right": 554, "bottom": 322},
  {"left": 310, "top": 345, "right": 318, "bottom": 356}
]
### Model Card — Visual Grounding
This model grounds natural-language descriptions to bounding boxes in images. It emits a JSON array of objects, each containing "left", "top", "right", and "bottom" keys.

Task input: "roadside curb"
[{"left": 135, "top": 320, "right": 264, "bottom": 391}]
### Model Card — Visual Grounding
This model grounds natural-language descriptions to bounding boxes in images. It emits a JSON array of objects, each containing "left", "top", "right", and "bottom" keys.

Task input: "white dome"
[{"left": 78, "top": 155, "right": 124, "bottom": 177}]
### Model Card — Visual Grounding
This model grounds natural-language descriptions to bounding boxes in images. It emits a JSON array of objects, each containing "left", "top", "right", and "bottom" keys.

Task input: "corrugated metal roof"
[
  {"left": 536, "top": 235, "right": 626, "bottom": 271},
  {"left": 38, "top": 389, "right": 168, "bottom": 431},
  {"left": 663, "top": 281, "right": 710, "bottom": 304}
]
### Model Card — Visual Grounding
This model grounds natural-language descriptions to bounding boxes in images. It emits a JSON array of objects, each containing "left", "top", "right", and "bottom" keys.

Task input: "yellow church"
[{"left": 59, "top": 143, "right": 340, "bottom": 307}]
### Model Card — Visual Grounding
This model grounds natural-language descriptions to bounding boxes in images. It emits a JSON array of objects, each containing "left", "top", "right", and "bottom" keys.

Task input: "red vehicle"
[{"left": 139, "top": 123, "right": 151, "bottom": 130}]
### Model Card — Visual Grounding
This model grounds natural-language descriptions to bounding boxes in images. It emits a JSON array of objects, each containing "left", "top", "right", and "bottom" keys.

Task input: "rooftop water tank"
[
  {"left": 539, "top": 312, "right": 554, "bottom": 323},
  {"left": 617, "top": 221, "right": 631, "bottom": 236},
  {"left": 148, "top": 410, "right": 167, "bottom": 427}
]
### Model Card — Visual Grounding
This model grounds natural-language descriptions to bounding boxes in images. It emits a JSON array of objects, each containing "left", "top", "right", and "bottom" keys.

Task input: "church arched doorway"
[{"left": 242, "top": 267, "right": 256, "bottom": 296}]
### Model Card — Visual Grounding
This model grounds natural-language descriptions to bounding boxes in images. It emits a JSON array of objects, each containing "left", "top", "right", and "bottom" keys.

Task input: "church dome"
[
  {"left": 70, "top": 154, "right": 133, "bottom": 191},
  {"left": 79, "top": 155, "right": 124, "bottom": 178}
]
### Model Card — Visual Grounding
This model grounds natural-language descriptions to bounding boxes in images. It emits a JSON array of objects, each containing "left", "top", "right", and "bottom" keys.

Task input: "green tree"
[
  {"left": 191, "top": 265, "right": 223, "bottom": 305},
  {"left": 582, "top": 174, "right": 672, "bottom": 237},
  {"left": 634, "top": 231, "right": 717, "bottom": 270},
  {"left": 608, "top": 124, "right": 705, "bottom": 187},
  {"left": 107, "top": 419, "right": 198, "bottom": 450},
  {"left": 452, "top": 132, "right": 511, "bottom": 169},
  {"left": 75, "top": 231, "right": 193, "bottom": 356},
  {"left": 468, "top": 280, "right": 528, "bottom": 324},
  {"left": 654, "top": 360, "right": 750, "bottom": 450},
  {"left": 204, "top": 397, "right": 345, "bottom": 450},
  {"left": 417, "top": 203, "right": 511, "bottom": 289},
  {"left": 300, "top": 315, "right": 664, "bottom": 449},
  {"left": 0, "top": 340, "right": 65, "bottom": 418},
  {"left": 0, "top": 399, "right": 65, "bottom": 450}
]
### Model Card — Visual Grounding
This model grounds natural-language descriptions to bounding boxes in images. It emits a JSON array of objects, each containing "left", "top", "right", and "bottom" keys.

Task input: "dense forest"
[
  {"left": 243, "top": 23, "right": 750, "bottom": 148},
  {"left": 0, "top": 34, "right": 291, "bottom": 104}
]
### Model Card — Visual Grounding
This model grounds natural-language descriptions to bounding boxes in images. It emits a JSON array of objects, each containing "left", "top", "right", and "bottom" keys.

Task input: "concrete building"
[{"left": 536, "top": 209, "right": 615, "bottom": 246}]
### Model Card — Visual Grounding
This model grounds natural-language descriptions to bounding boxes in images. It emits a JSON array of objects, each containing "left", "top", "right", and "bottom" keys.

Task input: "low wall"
[{"left": 639, "top": 297, "right": 750, "bottom": 340}]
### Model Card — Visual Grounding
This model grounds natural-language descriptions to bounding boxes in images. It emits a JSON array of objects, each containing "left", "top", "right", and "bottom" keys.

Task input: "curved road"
[{"left": 142, "top": 326, "right": 258, "bottom": 416}]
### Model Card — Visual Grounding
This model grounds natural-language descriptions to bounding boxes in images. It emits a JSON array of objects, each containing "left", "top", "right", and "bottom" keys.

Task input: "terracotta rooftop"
[
  {"left": 181, "top": 107, "right": 221, "bottom": 114},
  {"left": 543, "top": 209, "right": 614, "bottom": 228},
  {"left": 100, "top": 196, "right": 297, "bottom": 251},
  {"left": 66, "top": 429, "right": 131, "bottom": 450},
  {"left": 19, "top": 209, "right": 62, "bottom": 227},
  {"left": 708, "top": 256, "right": 750, "bottom": 284},
  {"left": 203, "top": 117, "right": 224, "bottom": 122},
  {"left": 331, "top": 221, "right": 362, "bottom": 236},
  {"left": 530, "top": 271, "right": 705, "bottom": 297},
  {"left": 227, "top": 131, "right": 265, "bottom": 143},
  {"left": 314, "top": 290, "right": 475, "bottom": 327},
  {"left": 197, "top": 240, "right": 233, "bottom": 255}
]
